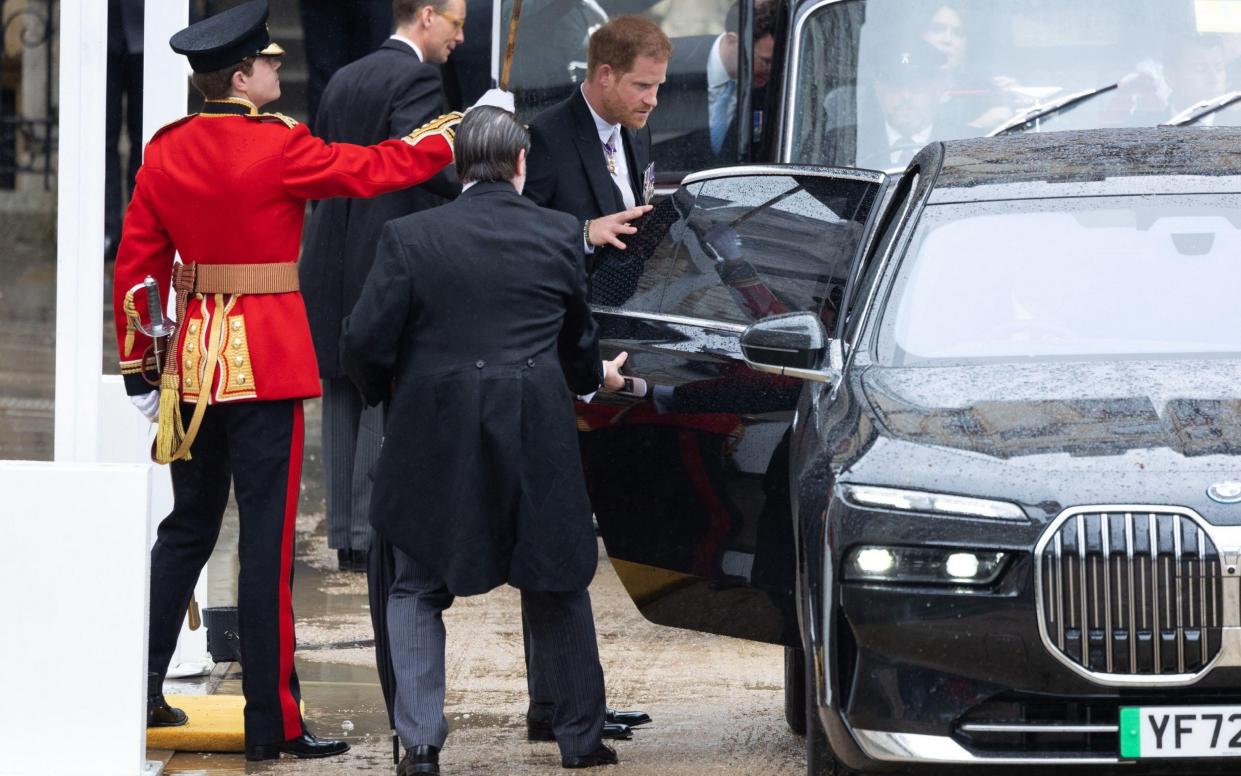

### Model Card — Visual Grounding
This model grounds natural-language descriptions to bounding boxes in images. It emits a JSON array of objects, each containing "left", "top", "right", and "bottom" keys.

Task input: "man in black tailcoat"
[
  {"left": 301, "top": 0, "right": 465, "bottom": 572},
  {"left": 340, "top": 106, "right": 644, "bottom": 774}
]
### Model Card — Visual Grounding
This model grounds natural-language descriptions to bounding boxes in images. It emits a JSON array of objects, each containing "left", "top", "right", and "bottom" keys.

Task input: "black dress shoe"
[
  {"left": 606, "top": 707, "right": 651, "bottom": 728},
  {"left": 562, "top": 743, "right": 619, "bottom": 769},
  {"left": 337, "top": 548, "right": 368, "bottom": 572},
  {"left": 146, "top": 672, "right": 187, "bottom": 728},
  {"left": 245, "top": 731, "right": 350, "bottom": 761},
  {"left": 397, "top": 745, "right": 440, "bottom": 775},
  {"left": 528, "top": 720, "right": 632, "bottom": 742},
  {"left": 147, "top": 695, "right": 188, "bottom": 727}
]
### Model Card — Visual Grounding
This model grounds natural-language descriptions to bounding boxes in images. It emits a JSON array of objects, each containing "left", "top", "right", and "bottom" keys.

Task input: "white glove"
[
  {"left": 131, "top": 391, "right": 160, "bottom": 423},
  {"left": 468, "top": 88, "right": 516, "bottom": 114}
]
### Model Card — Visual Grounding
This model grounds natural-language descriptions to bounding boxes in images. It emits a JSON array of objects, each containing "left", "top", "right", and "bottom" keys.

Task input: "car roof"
[{"left": 927, "top": 127, "right": 1241, "bottom": 204}]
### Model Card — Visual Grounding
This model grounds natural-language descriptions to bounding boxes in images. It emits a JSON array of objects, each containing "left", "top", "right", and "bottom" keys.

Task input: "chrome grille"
[{"left": 1035, "top": 508, "right": 1223, "bottom": 683}]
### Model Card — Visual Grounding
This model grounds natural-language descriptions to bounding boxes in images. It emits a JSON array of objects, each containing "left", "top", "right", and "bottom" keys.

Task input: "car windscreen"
[
  {"left": 875, "top": 194, "right": 1241, "bottom": 365},
  {"left": 791, "top": 0, "right": 1241, "bottom": 168}
]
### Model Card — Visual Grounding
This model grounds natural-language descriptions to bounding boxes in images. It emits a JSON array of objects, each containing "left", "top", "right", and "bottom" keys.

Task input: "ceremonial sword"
[{"left": 134, "top": 277, "right": 201, "bottom": 632}]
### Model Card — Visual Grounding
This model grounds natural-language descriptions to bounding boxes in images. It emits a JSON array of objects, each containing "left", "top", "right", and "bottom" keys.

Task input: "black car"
[{"left": 578, "top": 127, "right": 1241, "bottom": 773}]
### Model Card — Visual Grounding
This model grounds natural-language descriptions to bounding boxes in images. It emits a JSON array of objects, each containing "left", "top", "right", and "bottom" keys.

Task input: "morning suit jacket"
[
  {"left": 524, "top": 88, "right": 651, "bottom": 260},
  {"left": 301, "top": 39, "right": 461, "bottom": 380},
  {"left": 340, "top": 182, "right": 604, "bottom": 596}
]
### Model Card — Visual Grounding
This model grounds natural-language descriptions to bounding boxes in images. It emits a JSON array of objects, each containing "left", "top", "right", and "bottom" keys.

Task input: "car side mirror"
[{"left": 739, "top": 312, "right": 839, "bottom": 384}]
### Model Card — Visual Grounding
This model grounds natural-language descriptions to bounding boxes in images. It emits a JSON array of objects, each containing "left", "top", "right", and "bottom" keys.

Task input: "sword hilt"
[{"left": 142, "top": 275, "right": 175, "bottom": 339}]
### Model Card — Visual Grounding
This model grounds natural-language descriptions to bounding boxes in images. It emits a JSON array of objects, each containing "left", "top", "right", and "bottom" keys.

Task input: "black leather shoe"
[
  {"left": 146, "top": 672, "right": 187, "bottom": 728},
  {"left": 528, "top": 720, "right": 632, "bottom": 742},
  {"left": 147, "top": 695, "right": 188, "bottom": 727},
  {"left": 606, "top": 707, "right": 651, "bottom": 728},
  {"left": 397, "top": 745, "right": 440, "bottom": 775},
  {"left": 338, "top": 548, "right": 368, "bottom": 572},
  {"left": 562, "top": 743, "right": 619, "bottom": 769},
  {"left": 245, "top": 732, "right": 350, "bottom": 761}
]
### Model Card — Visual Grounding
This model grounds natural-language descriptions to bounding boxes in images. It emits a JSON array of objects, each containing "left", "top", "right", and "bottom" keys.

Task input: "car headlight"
[
  {"left": 840, "top": 484, "right": 1026, "bottom": 521},
  {"left": 844, "top": 545, "right": 1008, "bottom": 585}
]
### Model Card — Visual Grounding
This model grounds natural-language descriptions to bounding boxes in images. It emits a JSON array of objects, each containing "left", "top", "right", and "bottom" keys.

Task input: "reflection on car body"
[{"left": 578, "top": 127, "right": 1241, "bottom": 772}]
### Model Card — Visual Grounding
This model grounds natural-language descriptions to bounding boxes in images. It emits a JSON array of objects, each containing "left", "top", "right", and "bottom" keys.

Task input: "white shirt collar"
[
  {"left": 389, "top": 33, "right": 424, "bottom": 62},
  {"left": 885, "top": 122, "right": 932, "bottom": 147},
  {"left": 581, "top": 85, "right": 622, "bottom": 146},
  {"left": 707, "top": 34, "right": 730, "bottom": 91}
]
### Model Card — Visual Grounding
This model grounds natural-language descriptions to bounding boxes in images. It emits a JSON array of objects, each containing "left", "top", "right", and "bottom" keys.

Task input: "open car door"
[{"left": 578, "top": 165, "right": 887, "bottom": 646}]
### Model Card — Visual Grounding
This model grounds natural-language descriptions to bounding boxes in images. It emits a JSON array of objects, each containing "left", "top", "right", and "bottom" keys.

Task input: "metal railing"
[{"left": 1, "top": 0, "right": 56, "bottom": 190}]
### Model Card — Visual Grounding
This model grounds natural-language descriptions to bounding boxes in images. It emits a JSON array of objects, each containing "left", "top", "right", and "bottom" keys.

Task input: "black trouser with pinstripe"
[
  {"left": 147, "top": 399, "right": 306, "bottom": 746},
  {"left": 388, "top": 547, "right": 606, "bottom": 758},
  {"left": 321, "top": 376, "right": 380, "bottom": 552}
]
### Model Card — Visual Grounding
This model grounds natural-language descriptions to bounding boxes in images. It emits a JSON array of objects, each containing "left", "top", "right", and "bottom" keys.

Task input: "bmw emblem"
[{"left": 1208, "top": 481, "right": 1241, "bottom": 504}]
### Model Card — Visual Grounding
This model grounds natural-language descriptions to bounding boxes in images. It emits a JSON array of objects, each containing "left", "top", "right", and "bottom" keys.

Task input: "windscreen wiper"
[
  {"left": 1163, "top": 91, "right": 1241, "bottom": 127},
  {"left": 986, "top": 83, "right": 1119, "bottom": 137}
]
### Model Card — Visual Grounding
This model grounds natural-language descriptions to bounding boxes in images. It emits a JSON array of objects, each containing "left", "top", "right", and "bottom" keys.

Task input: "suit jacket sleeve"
[
  {"left": 112, "top": 164, "right": 176, "bottom": 395},
  {"left": 389, "top": 66, "right": 462, "bottom": 201},
  {"left": 557, "top": 229, "right": 604, "bottom": 394},
  {"left": 280, "top": 121, "right": 456, "bottom": 201},
  {"left": 523, "top": 121, "right": 559, "bottom": 208},
  {"left": 340, "top": 222, "right": 413, "bottom": 405}
]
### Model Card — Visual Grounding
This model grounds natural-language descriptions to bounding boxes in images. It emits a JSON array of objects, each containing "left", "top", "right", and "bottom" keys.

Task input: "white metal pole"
[{"left": 53, "top": 0, "right": 108, "bottom": 462}]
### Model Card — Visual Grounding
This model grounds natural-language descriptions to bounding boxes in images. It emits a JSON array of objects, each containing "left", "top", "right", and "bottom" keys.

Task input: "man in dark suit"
[
  {"left": 525, "top": 14, "right": 670, "bottom": 275},
  {"left": 657, "top": 0, "right": 778, "bottom": 170},
  {"left": 341, "top": 106, "right": 633, "bottom": 775},
  {"left": 301, "top": 0, "right": 465, "bottom": 573},
  {"left": 521, "top": 11, "right": 669, "bottom": 745}
]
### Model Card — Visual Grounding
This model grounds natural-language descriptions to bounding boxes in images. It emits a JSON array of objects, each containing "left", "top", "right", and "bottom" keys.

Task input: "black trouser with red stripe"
[{"left": 148, "top": 399, "right": 306, "bottom": 745}]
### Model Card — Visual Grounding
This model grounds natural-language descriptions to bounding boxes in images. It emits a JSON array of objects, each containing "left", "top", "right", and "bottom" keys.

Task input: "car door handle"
[{"left": 617, "top": 376, "right": 648, "bottom": 398}]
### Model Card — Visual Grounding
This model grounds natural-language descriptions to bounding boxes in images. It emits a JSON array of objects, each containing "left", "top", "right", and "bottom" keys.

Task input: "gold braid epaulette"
[
  {"left": 253, "top": 112, "right": 299, "bottom": 128},
  {"left": 149, "top": 114, "right": 197, "bottom": 143},
  {"left": 403, "top": 112, "right": 463, "bottom": 151}
]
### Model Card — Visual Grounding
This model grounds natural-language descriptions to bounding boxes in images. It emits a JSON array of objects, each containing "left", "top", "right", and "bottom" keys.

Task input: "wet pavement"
[{"left": 1, "top": 249, "right": 804, "bottom": 775}]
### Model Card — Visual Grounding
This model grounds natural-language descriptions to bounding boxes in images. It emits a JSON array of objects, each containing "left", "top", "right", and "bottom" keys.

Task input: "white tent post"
[{"left": 53, "top": 0, "right": 107, "bottom": 462}]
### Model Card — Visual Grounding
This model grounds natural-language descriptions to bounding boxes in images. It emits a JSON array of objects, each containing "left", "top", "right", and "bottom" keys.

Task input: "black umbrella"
[{"left": 366, "top": 535, "right": 401, "bottom": 765}]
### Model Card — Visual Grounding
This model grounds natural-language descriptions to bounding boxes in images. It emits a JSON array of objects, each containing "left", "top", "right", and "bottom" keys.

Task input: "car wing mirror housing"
[{"left": 739, "top": 312, "right": 840, "bottom": 384}]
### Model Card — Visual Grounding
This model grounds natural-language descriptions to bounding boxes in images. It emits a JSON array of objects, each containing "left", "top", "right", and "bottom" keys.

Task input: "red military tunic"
[{"left": 114, "top": 99, "right": 459, "bottom": 404}]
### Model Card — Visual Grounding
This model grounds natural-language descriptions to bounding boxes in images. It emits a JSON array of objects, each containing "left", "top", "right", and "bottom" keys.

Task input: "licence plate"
[{"left": 1121, "top": 706, "right": 1241, "bottom": 758}]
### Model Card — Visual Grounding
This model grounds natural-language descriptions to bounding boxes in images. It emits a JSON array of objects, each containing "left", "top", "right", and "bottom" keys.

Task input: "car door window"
[
  {"left": 588, "top": 183, "right": 699, "bottom": 311},
  {"left": 658, "top": 172, "right": 881, "bottom": 329},
  {"left": 842, "top": 171, "right": 918, "bottom": 347}
]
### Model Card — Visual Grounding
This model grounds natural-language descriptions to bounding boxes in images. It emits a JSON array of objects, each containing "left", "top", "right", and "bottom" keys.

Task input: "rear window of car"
[{"left": 876, "top": 193, "right": 1241, "bottom": 365}]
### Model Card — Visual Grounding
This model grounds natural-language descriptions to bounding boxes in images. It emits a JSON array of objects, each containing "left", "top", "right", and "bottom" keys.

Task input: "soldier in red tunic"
[{"left": 111, "top": 0, "right": 460, "bottom": 760}]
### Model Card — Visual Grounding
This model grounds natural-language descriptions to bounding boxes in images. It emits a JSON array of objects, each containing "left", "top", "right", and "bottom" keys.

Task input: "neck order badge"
[{"left": 603, "top": 132, "right": 619, "bottom": 175}]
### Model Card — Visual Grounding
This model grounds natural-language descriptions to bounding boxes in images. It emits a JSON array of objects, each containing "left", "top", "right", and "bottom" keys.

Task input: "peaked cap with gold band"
[{"left": 169, "top": 0, "right": 284, "bottom": 73}]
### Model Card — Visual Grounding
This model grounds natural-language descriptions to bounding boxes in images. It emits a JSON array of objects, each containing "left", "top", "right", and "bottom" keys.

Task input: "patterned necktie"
[
  {"left": 603, "top": 127, "right": 635, "bottom": 209},
  {"left": 710, "top": 79, "right": 737, "bottom": 155}
]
